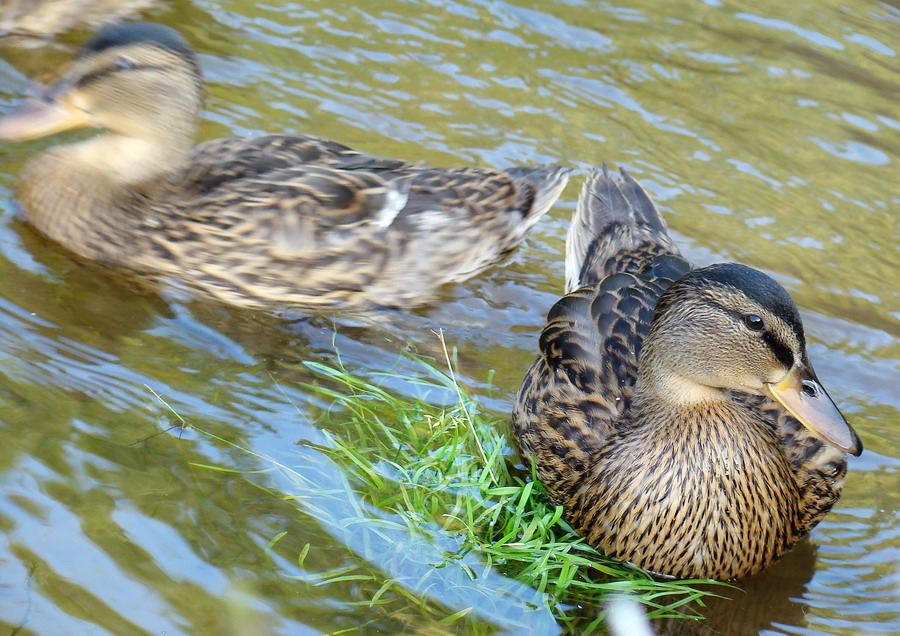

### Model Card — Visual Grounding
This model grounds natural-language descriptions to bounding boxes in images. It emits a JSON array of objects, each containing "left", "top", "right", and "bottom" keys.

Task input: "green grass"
[{"left": 181, "top": 337, "right": 726, "bottom": 634}]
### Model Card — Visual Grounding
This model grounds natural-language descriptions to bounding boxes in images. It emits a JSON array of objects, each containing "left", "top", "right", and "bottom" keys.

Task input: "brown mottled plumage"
[
  {"left": 0, "top": 23, "right": 569, "bottom": 310},
  {"left": 513, "top": 166, "right": 862, "bottom": 580},
  {"left": 0, "top": 0, "right": 159, "bottom": 36}
]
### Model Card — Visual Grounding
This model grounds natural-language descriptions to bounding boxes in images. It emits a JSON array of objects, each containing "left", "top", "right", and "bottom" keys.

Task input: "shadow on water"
[{"left": 654, "top": 541, "right": 819, "bottom": 635}]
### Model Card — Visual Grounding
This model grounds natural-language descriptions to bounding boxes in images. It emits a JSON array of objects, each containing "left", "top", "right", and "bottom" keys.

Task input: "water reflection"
[
  {"left": 1, "top": 0, "right": 898, "bottom": 634},
  {"left": 654, "top": 541, "right": 819, "bottom": 635}
]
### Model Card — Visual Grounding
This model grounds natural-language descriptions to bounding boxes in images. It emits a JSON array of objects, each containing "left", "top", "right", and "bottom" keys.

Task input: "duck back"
[{"left": 514, "top": 168, "right": 689, "bottom": 505}]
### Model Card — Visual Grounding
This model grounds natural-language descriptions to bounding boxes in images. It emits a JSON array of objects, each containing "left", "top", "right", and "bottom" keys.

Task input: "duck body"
[
  {"left": 513, "top": 167, "right": 861, "bottom": 580},
  {"left": 0, "top": 0, "right": 159, "bottom": 36},
  {"left": 0, "top": 23, "right": 569, "bottom": 310}
]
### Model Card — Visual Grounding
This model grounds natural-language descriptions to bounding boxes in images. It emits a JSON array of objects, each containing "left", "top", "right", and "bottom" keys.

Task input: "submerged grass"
[{"left": 178, "top": 335, "right": 725, "bottom": 633}]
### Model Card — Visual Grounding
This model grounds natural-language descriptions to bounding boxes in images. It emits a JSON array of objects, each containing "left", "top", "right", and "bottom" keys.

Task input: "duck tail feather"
[
  {"left": 565, "top": 165, "right": 671, "bottom": 291},
  {"left": 617, "top": 168, "right": 668, "bottom": 232},
  {"left": 506, "top": 164, "right": 572, "bottom": 225}
]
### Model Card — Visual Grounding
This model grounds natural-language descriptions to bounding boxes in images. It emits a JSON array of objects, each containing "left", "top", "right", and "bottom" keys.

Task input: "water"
[{"left": 0, "top": 0, "right": 897, "bottom": 633}]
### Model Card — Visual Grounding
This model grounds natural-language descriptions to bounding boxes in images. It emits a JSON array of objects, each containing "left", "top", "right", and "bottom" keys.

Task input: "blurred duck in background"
[
  {"left": 0, "top": 0, "right": 160, "bottom": 36},
  {"left": 0, "top": 22, "right": 569, "bottom": 310}
]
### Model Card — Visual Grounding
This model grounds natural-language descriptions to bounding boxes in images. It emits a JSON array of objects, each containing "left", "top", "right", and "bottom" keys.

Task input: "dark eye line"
[
  {"left": 762, "top": 331, "right": 795, "bottom": 369},
  {"left": 707, "top": 301, "right": 794, "bottom": 368},
  {"left": 76, "top": 62, "right": 167, "bottom": 88},
  {"left": 705, "top": 301, "right": 769, "bottom": 335}
]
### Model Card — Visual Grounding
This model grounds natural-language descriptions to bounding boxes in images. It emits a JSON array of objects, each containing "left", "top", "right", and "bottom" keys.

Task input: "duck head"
[
  {"left": 0, "top": 22, "right": 202, "bottom": 167},
  {"left": 638, "top": 262, "right": 862, "bottom": 456}
]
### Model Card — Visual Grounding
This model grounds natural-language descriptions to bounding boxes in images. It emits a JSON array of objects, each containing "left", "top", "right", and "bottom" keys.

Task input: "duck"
[
  {"left": 0, "top": 22, "right": 569, "bottom": 310},
  {"left": 512, "top": 166, "right": 862, "bottom": 580},
  {"left": 0, "top": 0, "right": 159, "bottom": 36}
]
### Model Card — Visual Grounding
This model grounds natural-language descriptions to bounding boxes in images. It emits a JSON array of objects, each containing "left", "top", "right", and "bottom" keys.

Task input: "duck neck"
[
  {"left": 68, "top": 133, "right": 190, "bottom": 184},
  {"left": 19, "top": 133, "right": 189, "bottom": 263},
  {"left": 631, "top": 370, "right": 772, "bottom": 476},
  {"left": 631, "top": 341, "right": 776, "bottom": 457},
  {"left": 633, "top": 366, "right": 726, "bottom": 408},
  {"left": 633, "top": 335, "right": 728, "bottom": 409}
]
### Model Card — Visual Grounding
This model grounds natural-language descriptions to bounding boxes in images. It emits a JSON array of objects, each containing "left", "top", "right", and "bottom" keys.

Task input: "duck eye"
[
  {"left": 114, "top": 57, "right": 135, "bottom": 70},
  {"left": 743, "top": 314, "right": 765, "bottom": 331}
]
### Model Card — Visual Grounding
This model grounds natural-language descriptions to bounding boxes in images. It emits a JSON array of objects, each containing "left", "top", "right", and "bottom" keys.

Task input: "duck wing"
[
  {"left": 177, "top": 135, "right": 567, "bottom": 243},
  {"left": 393, "top": 165, "right": 570, "bottom": 248},
  {"left": 149, "top": 141, "right": 568, "bottom": 309},
  {"left": 175, "top": 159, "right": 567, "bottom": 253},
  {"left": 170, "top": 164, "right": 411, "bottom": 260},
  {"left": 513, "top": 167, "right": 690, "bottom": 504},
  {"left": 180, "top": 134, "right": 411, "bottom": 195}
]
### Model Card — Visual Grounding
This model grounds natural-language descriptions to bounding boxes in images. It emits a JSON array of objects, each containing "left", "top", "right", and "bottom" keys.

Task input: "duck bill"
[
  {"left": 0, "top": 89, "right": 90, "bottom": 142},
  {"left": 764, "top": 366, "right": 862, "bottom": 456}
]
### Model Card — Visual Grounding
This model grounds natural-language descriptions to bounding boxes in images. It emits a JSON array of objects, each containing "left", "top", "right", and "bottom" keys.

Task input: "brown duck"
[
  {"left": 513, "top": 167, "right": 862, "bottom": 580},
  {"left": 0, "top": 0, "right": 159, "bottom": 36},
  {"left": 0, "top": 22, "right": 569, "bottom": 310}
]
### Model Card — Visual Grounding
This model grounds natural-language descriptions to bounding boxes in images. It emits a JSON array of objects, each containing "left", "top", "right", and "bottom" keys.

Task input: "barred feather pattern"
[
  {"left": 7, "top": 26, "right": 570, "bottom": 311},
  {"left": 513, "top": 167, "right": 850, "bottom": 580},
  {"left": 19, "top": 134, "right": 569, "bottom": 310}
]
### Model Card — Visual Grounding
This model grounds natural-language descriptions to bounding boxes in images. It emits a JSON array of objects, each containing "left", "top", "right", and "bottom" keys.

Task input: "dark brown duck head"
[{"left": 637, "top": 262, "right": 862, "bottom": 456}]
